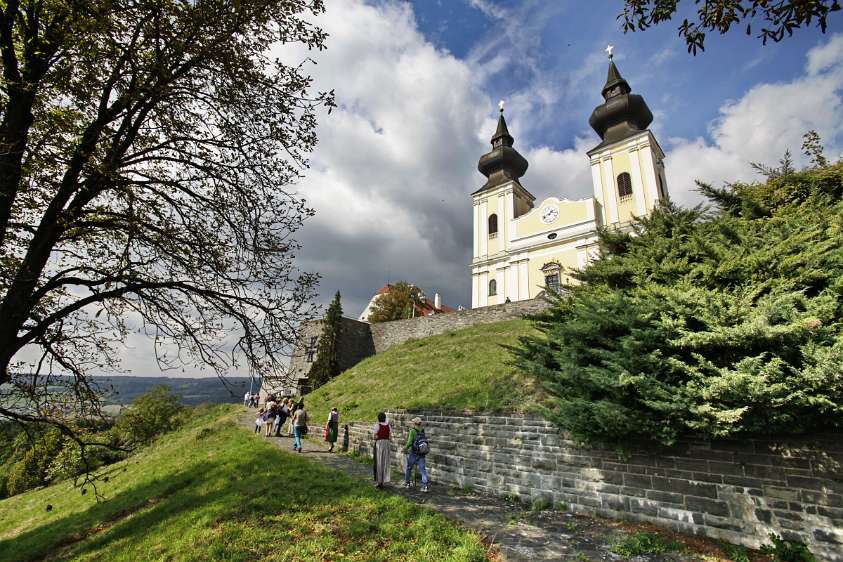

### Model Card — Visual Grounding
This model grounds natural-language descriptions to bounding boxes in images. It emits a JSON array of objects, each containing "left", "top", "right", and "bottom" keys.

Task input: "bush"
[
  {"left": 514, "top": 163, "right": 843, "bottom": 445},
  {"left": 761, "top": 533, "right": 816, "bottom": 562},
  {"left": 114, "top": 386, "right": 184, "bottom": 446}
]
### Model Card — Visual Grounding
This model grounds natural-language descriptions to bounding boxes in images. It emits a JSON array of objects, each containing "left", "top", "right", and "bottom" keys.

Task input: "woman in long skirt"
[
  {"left": 372, "top": 412, "right": 391, "bottom": 488},
  {"left": 326, "top": 407, "right": 340, "bottom": 452}
]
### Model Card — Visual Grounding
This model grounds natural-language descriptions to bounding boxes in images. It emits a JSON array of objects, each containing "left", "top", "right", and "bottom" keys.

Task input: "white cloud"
[{"left": 665, "top": 33, "right": 843, "bottom": 206}]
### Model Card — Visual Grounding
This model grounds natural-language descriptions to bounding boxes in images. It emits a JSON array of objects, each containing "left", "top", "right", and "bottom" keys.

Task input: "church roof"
[
  {"left": 476, "top": 108, "right": 528, "bottom": 193},
  {"left": 588, "top": 57, "right": 652, "bottom": 153}
]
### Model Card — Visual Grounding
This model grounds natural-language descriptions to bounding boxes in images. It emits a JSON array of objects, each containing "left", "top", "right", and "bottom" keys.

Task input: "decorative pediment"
[{"left": 541, "top": 261, "right": 561, "bottom": 275}]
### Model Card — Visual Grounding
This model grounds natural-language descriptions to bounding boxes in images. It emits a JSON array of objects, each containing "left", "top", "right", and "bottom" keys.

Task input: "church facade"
[{"left": 471, "top": 55, "right": 669, "bottom": 308}]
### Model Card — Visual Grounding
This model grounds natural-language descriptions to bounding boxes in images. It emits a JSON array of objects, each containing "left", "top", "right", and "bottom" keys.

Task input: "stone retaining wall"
[
  {"left": 368, "top": 298, "right": 550, "bottom": 353},
  {"left": 342, "top": 410, "right": 843, "bottom": 560}
]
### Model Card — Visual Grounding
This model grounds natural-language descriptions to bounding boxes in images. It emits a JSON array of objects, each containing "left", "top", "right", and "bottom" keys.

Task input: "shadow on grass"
[{"left": 1, "top": 436, "right": 377, "bottom": 562}]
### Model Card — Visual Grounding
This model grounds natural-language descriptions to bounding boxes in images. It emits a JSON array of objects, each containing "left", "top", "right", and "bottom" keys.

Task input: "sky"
[{"left": 122, "top": 0, "right": 843, "bottom": 376}]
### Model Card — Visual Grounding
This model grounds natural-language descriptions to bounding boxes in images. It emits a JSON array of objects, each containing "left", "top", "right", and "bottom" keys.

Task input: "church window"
[
  {"left": 541, "top": 262, "right": 562, "bottom": 294},
  {"left": 657, "top": 173, "right": 666, "bottom": 200},
  {"left": 305, "top": 336, "right": 317, "bottom": 362},
  {"left": 488, "top": 279, "right": 497, "bottom": 296},
  {"left": 617, "top": 172, "right": 633, "bottom": 201},
  {"left": 488, "top": 214, "right": 498, "bottom": 238}
]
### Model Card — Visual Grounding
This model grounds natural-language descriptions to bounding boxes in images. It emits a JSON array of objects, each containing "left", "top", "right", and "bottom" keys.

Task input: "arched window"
[
  {"left": 488, "top": 279, "right": 497, "bottom": 296},
  {"left": 488, "top": 213, "right": 498, "bottom": 238},
  {"left": 617, "top": 172, "right": 633, "bottom": 200}
]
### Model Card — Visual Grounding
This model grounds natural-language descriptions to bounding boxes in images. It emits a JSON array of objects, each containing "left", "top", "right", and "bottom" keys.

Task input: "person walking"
[
  {"left": 274, "top": 399, "right": 290, "bottom": 437},
  {"left": 286, "top": 399, "right": 298, "bottom": 436},
  {"left": 292, "top": 401, "right": 309, "bottom": 452},
  {"left": 325, "top": 407, "right": 340, "bottom": 452},
  {"left": 404, "top": 417, "right": 430, "bottom": 493},
  {"left": 263, "top": 405, "right": 277, "bottom": 437},
  {"left": 244, "top": 391, "right": 250, "bottom": 407},
  {"left": 254, "top": 408, "right": 265, "bottom": 434},
  {"left": 372, "top": 412, "right": 391, "bottom": 488}
]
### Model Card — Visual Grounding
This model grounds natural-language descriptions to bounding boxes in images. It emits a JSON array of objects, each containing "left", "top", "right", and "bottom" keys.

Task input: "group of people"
[
  {"left": 372, "top": 413, "right": 430, "bottom": 493},
  {"left": 248, "top": 397, "right": 431, "bottom": 492},
  {"left": 252, "top": 396, "right": 341, "bottom": 454},
  {"left": 243, "top": 391, "right": 260, "bottom": 408}
]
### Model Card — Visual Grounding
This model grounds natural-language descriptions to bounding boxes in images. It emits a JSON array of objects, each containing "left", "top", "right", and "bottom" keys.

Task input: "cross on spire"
[
  {"left": 605, "top": 44, "right": 614, "bottom": 60},
  {"left": 498, "top": 99, "right": 505, "bottom": 113}
]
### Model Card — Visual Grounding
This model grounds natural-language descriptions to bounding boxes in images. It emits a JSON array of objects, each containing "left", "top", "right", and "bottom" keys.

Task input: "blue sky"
[
  {"left": 115, "top": 0, "right": 843, "bottom": 376},
  {"left": 413, "top": 0, "right": 836, "bottom": 147}
]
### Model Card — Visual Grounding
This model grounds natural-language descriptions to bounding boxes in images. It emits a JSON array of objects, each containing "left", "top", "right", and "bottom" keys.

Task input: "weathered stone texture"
[
  {"left": 341, "top": 410, "right": 843, "bottom": 561},
  {"left": 368, "top": 298, "right": 550, "bottom": 353}
]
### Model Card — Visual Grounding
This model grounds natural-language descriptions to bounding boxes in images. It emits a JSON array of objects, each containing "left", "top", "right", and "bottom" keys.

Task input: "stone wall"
[
  {"left": 368, "top": 298, "right": 550, "bottom": 353},
  {"left": 342, "top": 410, "right": 843, "bottom": 561},
  {"left": 288, "top": 298, "right": 550, "bottom": 392},
  {"left": 286, "top": 317, "right": 375, "bottom": 394}
]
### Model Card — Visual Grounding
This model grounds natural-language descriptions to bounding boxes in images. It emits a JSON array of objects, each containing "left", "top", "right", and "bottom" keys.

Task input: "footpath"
[{"left": 240, "top": 412, "right": 718, "bottom": 561}]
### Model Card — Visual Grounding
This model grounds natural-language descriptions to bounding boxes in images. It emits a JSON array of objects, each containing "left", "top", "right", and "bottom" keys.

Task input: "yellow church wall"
[
  {"left": 526, "top": 246, "right": 579, "bottom": 298},
  {"left": 484, "top": 192, "right": 502, "bottom": 255},
  {"left": 515, "top": 198, "right": 592, "bottom": 237}
]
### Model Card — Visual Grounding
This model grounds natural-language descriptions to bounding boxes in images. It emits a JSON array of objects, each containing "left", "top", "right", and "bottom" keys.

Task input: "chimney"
[{"left": 434, "top": 292, "right": 441, "bottom": 310}]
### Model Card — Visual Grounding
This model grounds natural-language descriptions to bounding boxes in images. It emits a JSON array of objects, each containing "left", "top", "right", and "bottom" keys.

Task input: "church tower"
[
  {"left": 471, "top": 104, "right": 535, "bottom": 308},
  {"left": 587, "top": 49, "right": 668, "bottom": 226},
  {"left": 470, "top": 48, "right": 670, "bottom": 309}
]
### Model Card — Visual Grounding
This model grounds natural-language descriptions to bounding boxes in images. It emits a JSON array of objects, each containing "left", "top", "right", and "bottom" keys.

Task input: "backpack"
[{"left": 412, "top": 429, "right": 429, "bottom": 456}]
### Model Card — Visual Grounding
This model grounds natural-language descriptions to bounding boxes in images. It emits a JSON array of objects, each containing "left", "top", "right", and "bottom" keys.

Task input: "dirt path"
[{"left": 240, "top": 412, "right": 714, "bottom": 561}]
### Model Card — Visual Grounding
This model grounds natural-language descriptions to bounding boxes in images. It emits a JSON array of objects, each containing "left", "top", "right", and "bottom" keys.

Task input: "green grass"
[
  {"left": 306, "top": 319, "right": 542, "bottom": 421},
  {"left": 0, "top": 406, "right": 490, "bottom": 561},
  {"left": 610, "top": 531, "right": 683, "bottom": 557}
]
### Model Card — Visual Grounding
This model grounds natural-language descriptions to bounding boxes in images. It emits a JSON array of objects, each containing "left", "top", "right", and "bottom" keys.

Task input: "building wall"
[
  {"left": 341, "top": 410, "right": 843, "bottom": 561},
  {"left": 285, "top": 317, "right": 375, "bottom": 394}
]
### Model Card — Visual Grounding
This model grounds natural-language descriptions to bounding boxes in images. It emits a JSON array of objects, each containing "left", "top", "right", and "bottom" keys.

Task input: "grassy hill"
[
  {"left": 306, "top": 319, "right": 543, "bottom": 422},
  {"left": 0, "top": 406, "right": 489, "bottom": 561}
]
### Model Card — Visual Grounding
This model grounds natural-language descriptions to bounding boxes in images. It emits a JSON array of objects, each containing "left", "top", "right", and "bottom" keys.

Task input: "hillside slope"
[
  {"left": 305, "top": 319, "right": 543, "bottom": 422},
  {"left": 0, "top": 406, "right": 489, "bottom": 561}
]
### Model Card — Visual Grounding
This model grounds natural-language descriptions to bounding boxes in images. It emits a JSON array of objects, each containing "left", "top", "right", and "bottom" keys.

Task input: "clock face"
[{"left": 541, "top": 205, "right": 559, "bottom": 224}]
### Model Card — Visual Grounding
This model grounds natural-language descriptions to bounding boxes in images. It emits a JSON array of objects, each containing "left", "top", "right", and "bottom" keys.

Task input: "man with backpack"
[{"left": 403, "top": 416, "right": 430, "bottom": 493}]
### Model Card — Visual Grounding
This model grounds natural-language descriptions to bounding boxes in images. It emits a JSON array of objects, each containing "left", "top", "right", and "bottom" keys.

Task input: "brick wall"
[{"left": 341, "top": 410, "right": 843, "bottom": 560}]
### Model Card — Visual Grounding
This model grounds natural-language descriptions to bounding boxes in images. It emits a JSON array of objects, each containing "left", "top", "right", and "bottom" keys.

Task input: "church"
[{"left": 471, "top": 50, "right": 669, "bottom": 308}]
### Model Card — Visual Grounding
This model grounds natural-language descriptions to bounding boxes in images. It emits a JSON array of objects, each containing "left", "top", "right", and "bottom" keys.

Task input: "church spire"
[
  {"left": 477, "top": 101, "right": 528, "bottom": 191},
  {"left": 588, "top": 47, "right": 653, "bottom": 149}
]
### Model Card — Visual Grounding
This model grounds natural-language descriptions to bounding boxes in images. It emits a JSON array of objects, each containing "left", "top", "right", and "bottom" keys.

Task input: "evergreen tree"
[
  {"left": 513, "top": 161, "right": 843, "bottom": 446},
  {"left": 308, "top": 292, "right": 343, "bottom": 390}
]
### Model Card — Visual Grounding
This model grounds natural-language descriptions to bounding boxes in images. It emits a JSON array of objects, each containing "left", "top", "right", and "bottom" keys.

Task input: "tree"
[
  {"left": 367, "top": 282, "right": 425, "bottom": 323},
  {"left": 307, "top": 291, "right": 342, "bottom": 390},
  {"left": 620, "top": 0, "right": 841, "bottom": 54},
  {"left": 802, "top": 130, "right": 829, "bottom": 168},
  {"left": 513, "top": 161, "right": 843, "bottom": 446},
  {"left": 0, "top": 1, "right": 333, "bottom": 430}
]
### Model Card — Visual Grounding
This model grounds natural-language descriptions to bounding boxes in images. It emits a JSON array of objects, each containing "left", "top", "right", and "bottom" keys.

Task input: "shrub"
[
  {"left": 114, "top": 386, "right": 184, "bottom": 446},
  {"left": 513, "top": 163, "right": 843, "bottom": 445},
  {"left": 761, "top": 533, "right": 816, "bottom": 562},
  {"left": 610, "top": 532, "right": 681, "bottom": 556}
]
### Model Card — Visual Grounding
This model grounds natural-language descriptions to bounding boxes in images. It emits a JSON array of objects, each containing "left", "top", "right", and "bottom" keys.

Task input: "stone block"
[
  {"left": 629, "top": 498, "right": 660, "bottom": 516},
  {"left": 685, "top": 496, "right": 730, "bottom": 517},
  {"left": 624, "top": 473, "right": 653, "bottom": 489},
  {"left": 646, "top": 489, "right": 684, "bottom": 505},
  {"left": 763, "top": 485, "right": 802, "bottom": 502},
  {"left": 652, "top": 476, "right": 718, "bottom": 499},
  {"left": 703, "top": 513, "right": 743, "bottom": 532}
]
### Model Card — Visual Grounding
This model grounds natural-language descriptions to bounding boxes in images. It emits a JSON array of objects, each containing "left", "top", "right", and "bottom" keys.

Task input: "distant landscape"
[{"left": 91, "top": 376, "right": 261, "bottom": 406}]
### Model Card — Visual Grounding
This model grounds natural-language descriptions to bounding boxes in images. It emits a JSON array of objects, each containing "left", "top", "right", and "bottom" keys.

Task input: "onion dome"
[
  {"left": 476, "top": 104, "right": 528, "bottom": 192},
  {"left": 588, "top": 56, "right": 653, "bottom": 150}
]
